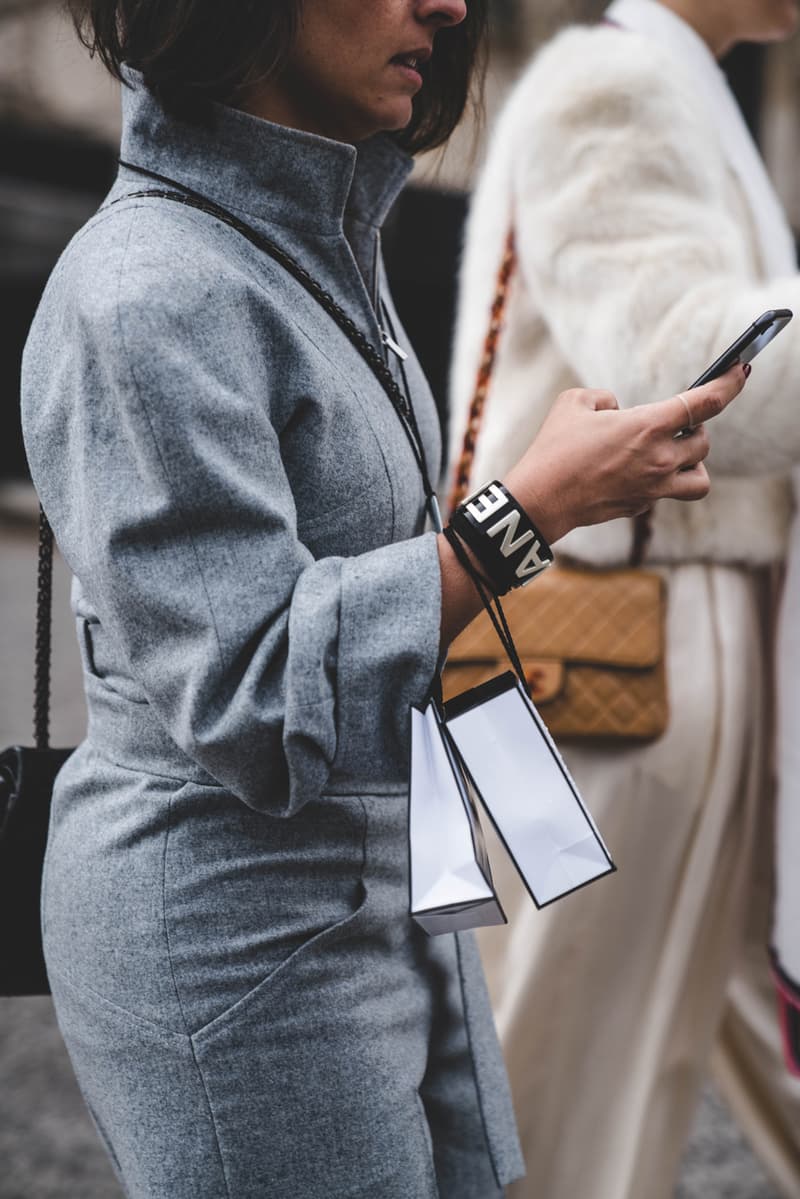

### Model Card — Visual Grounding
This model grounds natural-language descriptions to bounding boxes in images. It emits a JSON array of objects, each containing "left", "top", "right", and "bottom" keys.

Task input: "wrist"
[{"left": 501, "top": 467, "right": 568, "bottom": 546}]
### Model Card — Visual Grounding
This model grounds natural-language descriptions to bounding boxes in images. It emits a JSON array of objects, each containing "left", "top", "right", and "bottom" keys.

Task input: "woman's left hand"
[{"left": 503, "top": 363, "right": 747, "bottom": 545}]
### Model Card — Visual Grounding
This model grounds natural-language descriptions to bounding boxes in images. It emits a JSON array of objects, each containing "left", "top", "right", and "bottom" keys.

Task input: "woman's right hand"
[{"left": 503, "top": 363, "right": 749, "bottom": 545}]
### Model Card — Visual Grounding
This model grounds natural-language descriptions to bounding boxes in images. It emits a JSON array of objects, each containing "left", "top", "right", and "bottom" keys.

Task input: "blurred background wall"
[{"left": 0, "top": 0, "right": 118, "bottom": 481}]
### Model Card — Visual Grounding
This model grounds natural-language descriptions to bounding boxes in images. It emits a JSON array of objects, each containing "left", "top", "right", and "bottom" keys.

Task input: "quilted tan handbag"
[{"left": 444, "top": 232, "right": 669, "bottom": 742}]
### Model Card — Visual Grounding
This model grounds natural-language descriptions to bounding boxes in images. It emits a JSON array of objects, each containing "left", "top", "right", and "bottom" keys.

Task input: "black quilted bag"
[{"left": 0, "top": 509, "right": 73, "bottom": 995}]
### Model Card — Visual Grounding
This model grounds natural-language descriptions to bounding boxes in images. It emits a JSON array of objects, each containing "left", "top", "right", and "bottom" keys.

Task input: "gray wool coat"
[{"left": 21, "top": 76, "right": 523, "bottom": 1197}]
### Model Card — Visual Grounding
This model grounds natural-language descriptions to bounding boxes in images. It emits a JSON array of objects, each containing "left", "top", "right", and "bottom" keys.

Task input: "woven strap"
[
  {"left": 34, "top": 505, "right": 54, "bottom": 750},
  {"left": 447, "top": 230, "right": 516, "bottom": 514},
  {"left": 447, "top": 230, "right": 651, "bottom": 567}
]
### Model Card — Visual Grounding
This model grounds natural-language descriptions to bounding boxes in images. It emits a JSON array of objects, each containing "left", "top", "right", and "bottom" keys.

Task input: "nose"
[{"left": 416, "top": 0, "right": 467, "bottom": 28}]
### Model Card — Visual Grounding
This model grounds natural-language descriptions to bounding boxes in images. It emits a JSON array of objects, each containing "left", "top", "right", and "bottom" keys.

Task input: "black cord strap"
[
  {"left": 34, "top": 505, "right": 54, "bottom": 750},
  {"left": 115, "top": 160, "right": 441, "bottom": 527},
  {"left": 444, "top": 524, "right": 529, "bottom": 696}
]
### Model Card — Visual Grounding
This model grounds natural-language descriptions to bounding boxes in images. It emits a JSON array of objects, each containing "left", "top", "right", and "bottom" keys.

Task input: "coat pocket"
[
  {"left": 162, "top": 786, "right": 369, "bottom": 1034},
  {"left": 191, "top": 874, "right": 369, "bottom": 1041}
]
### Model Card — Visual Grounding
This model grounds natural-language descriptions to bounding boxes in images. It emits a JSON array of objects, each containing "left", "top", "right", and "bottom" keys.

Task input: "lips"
[{"left": 390, "top": 48, "right": 432, "bottom": 76}]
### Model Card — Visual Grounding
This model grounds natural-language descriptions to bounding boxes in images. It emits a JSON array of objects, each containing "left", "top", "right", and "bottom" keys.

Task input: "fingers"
[
  {"left": 566, "top": 387, "right": 619, "bottom": 412},
  {"left": 658, "top": 363, "right": 748, "bottom": 433},
  {"left": 642, "top": 431, "right": 710, "bottom": 505},
  {"left": 672, "top": 423, "right": 710, "bottom": 469},
  {"left": 665, "top": 462, "right": 711, "bottom": 501}
]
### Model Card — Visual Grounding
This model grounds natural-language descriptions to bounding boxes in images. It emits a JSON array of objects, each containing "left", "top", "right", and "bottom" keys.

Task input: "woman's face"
[{"left": 249, "top": 0, "right": 467, "bottom": 142}]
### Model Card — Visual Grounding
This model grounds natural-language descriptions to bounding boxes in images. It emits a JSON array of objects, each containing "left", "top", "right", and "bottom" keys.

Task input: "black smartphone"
[{"left": 690, "top": 308, "right": 793, "bottom": 389}]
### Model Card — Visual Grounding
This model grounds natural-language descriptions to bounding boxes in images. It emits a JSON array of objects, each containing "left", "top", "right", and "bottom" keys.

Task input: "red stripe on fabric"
[{"left": 771, "top": 967, "right": 800, "bottom": 1076}]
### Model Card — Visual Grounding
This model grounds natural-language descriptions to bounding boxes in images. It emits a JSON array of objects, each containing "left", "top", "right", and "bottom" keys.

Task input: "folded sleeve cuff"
[{"left": 334, "top": 531, "right": 442, "bottom": 786}]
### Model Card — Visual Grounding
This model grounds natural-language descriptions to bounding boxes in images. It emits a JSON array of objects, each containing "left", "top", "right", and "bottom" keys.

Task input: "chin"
[
  {"left": 372, "top": 102, "right": 415, "bottom": 136},
  {"left": 770, "top": 0, "right": 800, "bottom": 38},
  {"left": 744, "top": 0, "right": 800, "bottom": 42}
]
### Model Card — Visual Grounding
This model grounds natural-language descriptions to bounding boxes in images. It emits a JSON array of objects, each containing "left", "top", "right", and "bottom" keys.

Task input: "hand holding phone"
[{"left": 674, "top": 308, "right": 793, "bottom": 438}]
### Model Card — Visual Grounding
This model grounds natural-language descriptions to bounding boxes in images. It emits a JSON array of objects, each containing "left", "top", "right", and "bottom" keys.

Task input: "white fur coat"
[{"left": 449, "top": 23, "right": 800, "bottom": 565}]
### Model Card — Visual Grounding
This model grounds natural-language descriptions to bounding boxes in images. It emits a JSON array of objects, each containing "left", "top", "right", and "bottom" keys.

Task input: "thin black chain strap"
[
  {"left": 115, "top": 161, "right": 439, "bottom": 514},
  {"left": 34, "top": 505, "right": 54, "bottom": 750}
]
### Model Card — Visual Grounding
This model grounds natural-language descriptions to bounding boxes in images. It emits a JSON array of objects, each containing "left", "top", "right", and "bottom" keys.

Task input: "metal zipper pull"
[
  {"left": 428, "top": 493, "right": 444, "bottom": 534},
  {"left": 381, "top": 328, "right": 409, "bottom": 361}
]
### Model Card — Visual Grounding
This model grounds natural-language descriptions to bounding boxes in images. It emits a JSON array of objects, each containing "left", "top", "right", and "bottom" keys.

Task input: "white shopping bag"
[
  {"left": 446, "top": 673, "right": 615, "bottom": 907},
  {"left": 408, "top": 700, "right": 506, "bottom": 935}
]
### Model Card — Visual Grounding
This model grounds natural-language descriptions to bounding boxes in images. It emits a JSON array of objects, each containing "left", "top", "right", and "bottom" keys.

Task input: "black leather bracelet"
[{"left": 450, "top": 480, "right": 554, "bottom": 592}]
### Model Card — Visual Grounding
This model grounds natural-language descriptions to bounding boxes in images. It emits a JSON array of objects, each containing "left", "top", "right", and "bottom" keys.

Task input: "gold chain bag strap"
[{"left": 444, "top": 232, "right": 669, "bottom": 742}]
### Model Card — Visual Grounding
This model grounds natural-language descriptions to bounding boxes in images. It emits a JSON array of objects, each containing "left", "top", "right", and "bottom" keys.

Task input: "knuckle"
[
  {"left": 687, "top": 467, "right": 711, "bottom": 499},
  {"left": 695, "top": 428, "right": 710, "bottom": 459},
  {"left": 647, "top": 403, "right": 675, "bottom": 435},
  {"left": 650, "top": 448, "right": 675, "bottom": 475}
]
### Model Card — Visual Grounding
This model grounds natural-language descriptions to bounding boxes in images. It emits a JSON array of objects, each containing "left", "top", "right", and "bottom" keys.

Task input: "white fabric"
[
  {"left": 449, "top": 2, "right": 800, "bottom": 1187},
  {"left": 609, "top": 0, "right": 800, "bottom": 1008},
  {"left": 610, "top": 0, "right": 800, "bottom": 1005},
  {"left": 478, "top": 564, "right": 774, "bottom": 1199},
  {"left": 448, "top": 15, "right": 800, "bottom": 568},
  {"left": 450, "top": 0, "right": 800, "bottom": 990},
  {"left": 607, "top": 0, "right": 796, "bottom": 277}
]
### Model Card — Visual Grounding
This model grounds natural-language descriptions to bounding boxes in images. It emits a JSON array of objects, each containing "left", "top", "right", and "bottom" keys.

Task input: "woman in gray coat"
[{"left": 20, "top": 1, "right": 747, "bottom": 1195}]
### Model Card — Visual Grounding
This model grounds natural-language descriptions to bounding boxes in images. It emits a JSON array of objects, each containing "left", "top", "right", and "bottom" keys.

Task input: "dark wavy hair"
[{"left": 68, "top": 0, "right": 488, "bottom": 153}]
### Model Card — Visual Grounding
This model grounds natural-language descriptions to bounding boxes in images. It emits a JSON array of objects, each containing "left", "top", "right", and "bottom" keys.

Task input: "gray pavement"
[{"left": 0, "top": 498, "right": 782, "bottom": 1197}]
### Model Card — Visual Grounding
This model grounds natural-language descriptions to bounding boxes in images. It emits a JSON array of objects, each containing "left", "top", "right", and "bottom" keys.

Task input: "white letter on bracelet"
[
  {"left": 487, "top": 508, "right": 534, "bottom": 558},
  {"left": 466, "top": 482, "right": 508, "bottom": 524}
]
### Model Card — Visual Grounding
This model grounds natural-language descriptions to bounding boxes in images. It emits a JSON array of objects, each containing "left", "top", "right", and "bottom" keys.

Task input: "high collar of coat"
[{"left": 118, "top": 68, "right": 413, "bottom": 236}]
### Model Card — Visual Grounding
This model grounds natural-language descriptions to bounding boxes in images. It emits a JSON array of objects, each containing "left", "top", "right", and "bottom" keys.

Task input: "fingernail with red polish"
[{"left": 743, "top": 363, "right": 752, "bottom": 378}]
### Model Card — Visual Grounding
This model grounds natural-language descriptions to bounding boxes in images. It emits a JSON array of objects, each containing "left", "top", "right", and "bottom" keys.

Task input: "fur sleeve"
[{"left": 511, "top": 25, "right": 800, "bottom": 476}]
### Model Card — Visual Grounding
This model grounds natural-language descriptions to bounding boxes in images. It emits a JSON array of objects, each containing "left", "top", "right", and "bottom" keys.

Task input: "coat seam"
[
  {"left": 186, "top": 1039, "right": 235, "bottom": 1199},
  {"left": 190, "top": 798, "right": 370, "bottom": 1041},
  {"left": 46, "top": 962, "right": 187, "bottom": 1039},
  {"left": 160, "top": 789, "right": 192, "bottom": 1036},
  {"left": 454, "top": 933, "right": 504, "bottom": 1188},
  {"left": 85, "top": 739, "right": 221, "bottom": 786},
  {"left": 113, "top": 209, "right": 227, "bottom": 681}
]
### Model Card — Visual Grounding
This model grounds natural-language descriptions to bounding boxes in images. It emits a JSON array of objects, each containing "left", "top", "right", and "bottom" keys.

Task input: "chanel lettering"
[
  {"left": 465, "top": 481, "right": 508, "bottom": 524},
  {"left": 451, "top": 480, "right": 554, "bottom": 595}
]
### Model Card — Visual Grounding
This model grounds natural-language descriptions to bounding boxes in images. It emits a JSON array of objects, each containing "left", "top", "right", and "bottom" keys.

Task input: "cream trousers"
[{"left": 478, "top": 564, "right": 800, "bottom": 1199}]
